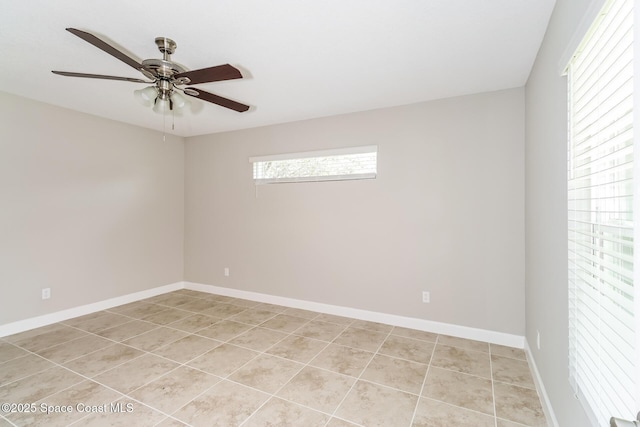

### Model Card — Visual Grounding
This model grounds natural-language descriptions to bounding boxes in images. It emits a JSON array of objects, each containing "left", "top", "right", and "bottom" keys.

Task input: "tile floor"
[{"left": 0, "top": 290, "right": 547, "bottom": 426}]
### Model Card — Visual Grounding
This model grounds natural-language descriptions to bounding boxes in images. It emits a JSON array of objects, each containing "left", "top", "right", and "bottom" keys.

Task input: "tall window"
[{"left": 567, "top": 0, "right": 638, "bottom": 424}]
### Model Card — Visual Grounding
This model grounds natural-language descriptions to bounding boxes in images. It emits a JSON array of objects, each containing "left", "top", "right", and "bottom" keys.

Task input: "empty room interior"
[{"left": 1, "top": 0, "right": 638, "bottom": 426}]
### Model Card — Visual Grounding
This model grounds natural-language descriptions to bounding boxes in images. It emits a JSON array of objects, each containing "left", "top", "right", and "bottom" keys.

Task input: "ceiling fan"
[{"left": 52, "top": 28, "right": 250, "bottom": 114}]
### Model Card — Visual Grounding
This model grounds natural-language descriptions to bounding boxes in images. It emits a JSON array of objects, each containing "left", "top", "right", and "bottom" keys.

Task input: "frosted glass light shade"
[
  {"left": 152, "top": 98, "right": 170, "bottom": 114},
  {"left": 134, "top": 86, "right": 158, "bottom": 107},
  {"left": 170, "top": 91, "right": 186, "bottom": 109}
]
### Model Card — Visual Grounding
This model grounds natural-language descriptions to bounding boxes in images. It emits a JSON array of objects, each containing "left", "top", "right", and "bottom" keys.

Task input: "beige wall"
[
  {"left": 0, "top": 92, "right": 185, "bottom": 324},
  {"left": 525, "top": 0, "right": 600, "bottom": 425},
  {"left": 185, "top": 88, "right": 525, "bottom": 335}
]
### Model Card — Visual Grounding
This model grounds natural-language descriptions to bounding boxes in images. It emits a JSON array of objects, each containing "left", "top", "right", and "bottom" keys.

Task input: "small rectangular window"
[{"left": 249, "top": 145, "right": 377, "bottom": 184}]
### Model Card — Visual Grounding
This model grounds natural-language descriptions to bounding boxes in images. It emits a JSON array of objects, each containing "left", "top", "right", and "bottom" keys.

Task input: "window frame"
[{"left": 249, "top": 145, "right": 378, "bottom": 185}]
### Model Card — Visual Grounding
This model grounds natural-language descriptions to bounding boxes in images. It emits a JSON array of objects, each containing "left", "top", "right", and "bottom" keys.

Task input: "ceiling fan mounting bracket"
[{"left": 155, "top": 37, "right": 176, "bottom": 57}]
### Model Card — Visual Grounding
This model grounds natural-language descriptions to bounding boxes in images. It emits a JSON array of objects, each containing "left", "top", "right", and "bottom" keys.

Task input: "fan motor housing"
[{"left": 142, "top": 59, "right": 187, "bottom": 79}]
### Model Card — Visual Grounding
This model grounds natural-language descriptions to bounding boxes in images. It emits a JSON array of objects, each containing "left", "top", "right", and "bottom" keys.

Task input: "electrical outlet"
[
  {"left": 224, "top": 267, "right": 229, "bottom": 277},
  {"left": 422, "top": 291, "right": 430, "bottom": 303},
  {"left": 536, "top": 330, "right": 541, "bottom": 350},
  {"left": 42, "top": 288, "right": 51, "bottom": 300}
]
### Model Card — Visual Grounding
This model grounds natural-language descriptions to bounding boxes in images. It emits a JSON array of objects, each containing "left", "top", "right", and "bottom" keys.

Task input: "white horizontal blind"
[
  {"left": 567, "top": 0, "right": 637, "bottom": 425},
  {"left": 249, "top": 146, "right": 377, "bottom": 184}
]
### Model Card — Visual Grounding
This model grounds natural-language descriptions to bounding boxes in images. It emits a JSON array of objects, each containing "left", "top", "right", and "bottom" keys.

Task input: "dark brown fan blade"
[
  {"left": 66, "top": 28, "right": 142, "bottom": 71},
  {"left": 184, "top": 87, "right": 249, "bottom": 112},
  {"left": 174, "top": 64, "right": 242, "bottom": 85},
  {"left": 52, "top": 71, "right": 149, "bottom": 83}
]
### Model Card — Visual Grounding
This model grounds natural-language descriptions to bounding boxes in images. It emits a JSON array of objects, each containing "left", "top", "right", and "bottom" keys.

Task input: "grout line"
[
  {"left": 236, "top": 319, "right": 351, "bottom": 426},
  {"left": 490, "top": 346, "right": 498, "bottom": 427},
  {"left": 408, "top": 333, "right": 439, "bottom": 426},
  {"left": 324, "top": 323, "right": 396, "bottom": 426}
]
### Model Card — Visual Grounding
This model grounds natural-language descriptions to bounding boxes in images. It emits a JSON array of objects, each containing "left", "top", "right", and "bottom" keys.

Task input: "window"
[
  {"left": 566, "top": 0, "right": 638, "bottom": 425},
  {"left": 249, "top": 145, "right": 377, "bottom": 184}
]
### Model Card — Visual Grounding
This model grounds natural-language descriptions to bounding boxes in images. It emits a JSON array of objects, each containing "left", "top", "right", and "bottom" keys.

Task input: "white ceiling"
[{"left": 0, "top": 0, "right": 555, "bottom": 137}]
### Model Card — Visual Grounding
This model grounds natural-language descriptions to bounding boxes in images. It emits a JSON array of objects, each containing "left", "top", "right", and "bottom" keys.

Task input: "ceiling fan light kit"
[{"left": 52, "top": 28, "right": 250, "bottom": 116}]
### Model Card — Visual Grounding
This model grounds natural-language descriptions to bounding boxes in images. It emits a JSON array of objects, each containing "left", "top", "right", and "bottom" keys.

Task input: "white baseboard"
[
  {"left": 0, "top": 282, "right": 184, "bottom": 338},
  {"left": 185, "top": 282, "right": 525, "bottom": 348},
  {"left": 524, "top": 339, "right": 559, "bottom": 427},
  {"left": 0, "top": 280, "right": 526, "bottom": 350}
]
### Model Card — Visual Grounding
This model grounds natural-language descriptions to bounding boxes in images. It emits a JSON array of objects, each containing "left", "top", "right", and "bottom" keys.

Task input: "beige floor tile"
[
  {"left": 229, "top": 309, "right": 278, "bottom": 325},
  {"left": 155, "top": 418, "right": 189, "bottom": 427},
  {"left": 314, "top": 313, "right": 354, "bottom": 325},
  {"left": 438, "top": 335, "right": 490, "bottom": 353},
  {"left": 96, "top": 320, "right": 158, "bottom": 342},
  {"left": 0, "top": 354, "right": 54, "bottom": 386},
  {"left": 412, "top": 397, "right": 495, "bottom": 427},
  {"left": 228, "top": 327, "right": 288, "bottom": 351},
  {"left": 122, "top": 327, "right": 187, "bottom": 352},
  {"left": 378, "top": 335, "right": 435, "bottom": 364},
  {"left": 350, "top": 319, "right": 394, "bottom": 333},
  {"left": 187, "top": 343, "right": 259, "bottom": 377},
  {"left": 422, "top": 367, "right": 494, "bottom": 416},
  {"left": 0, "top": 342, "right": 29, "bottom": 363},
  {"left": 204, "top": 294, "right": 235, "bottom": 303},
  {"left": 152, "top": 334, "right": 220, "bottom": 363},
  {"left": 60, "top": 310, "right": 111, "bottom": 327},
  {"left": 172, "top": 380, "right": 269, "bottom": 427},
  {"left": 310, "top": 343, "right": 374, "bottom": 377},
  {"left": 3, "top": 323, "right": 64, "bottom": 343},
  {"left": 173, "top": 289, "right": 209, "bottom": 298},
  {"left": 228, "top": 353, "right": 303, "bottom": 393},
  {"left": 73, "top": 398, "right": 166, "bottom": 427},
  {"left": 494, "top": 382, "right": 546, "bottom": 426},
  {"left": 177, "top": 298, "right": 217, "bottom": 313},
  {"left": 259, "top": 314, "right": 310, "bottom": 332},
  {"left": 108, "top": 302, "right": 168, "bottom": 319},
  {"left": 145, "top": 293, "right": 199, "bottom": 308},
  {"left": 195, "top": 319, "right": 253, "bottom": 341},
  {"left": 7, "top": 380, "right": 120, "bottom": 427},
  {"left": 391, "top": 326, "right": 438, "bottom": 343},
  {"left": 333, "top": 327, "right": 387, "bottom": 352},
  {"left": 282, "top": 307, "right": 321, "bottom": 319},
  {"left": 129, "top": 366, "right": 220, "bottom": 414},
  {"left": 492, "top": 355, "right": 535, "bottom": 389},
  {"left": 8, "top": 324, "right": 87, "bottom": 352},
  {"left": 93, "top": 353, "right": 179, "bottom": 394},
  {"left": 63, "top": 312, "right": 131, "bottom": 333},
  {"left": 497, "top": 419, "right": 530, "bottom": 427},
  {"left": 0, "top": 366, "right": 84, "bottom": 403},
  {"left": 326, "top": 418, "right": 360, "bottom": 426},
  {"left": 491, "top": 344, "right": 527, "bottom": 361},
  {"left": 224, "top": 297, "right": 261, "bottom": 308},
  {"left": 431, "top": 344, "right": 491, "bottom": 378},
  {"left": 202, "top": 303, "right": 247, "bottom": 318},
  {"left": 336, "top": 380, "right": 418, "bottom": 427},
  {"left": 266, "top": 334, "right": 328, "bottom": 363},
  {"left": 277, "top": 366, "right": 355, "bottom": 413},
  {"left": 36, "top": 334, "right": 113, "bottom": 363},
  {"left": 0, "top": 416, "right": 12, "bottom": 427},
  {"left": 166, "top": 313, "right": 220, "bottom": 332},
  {"left": 361, "top": 354, "right": 427, "bottom": 394},
  {"left": 254, "top": 302, "right": 288, "bottom": 313},
  {"left": 63, "top": 344, "right": 143, "bottom": 378},
  {"left": 141, "top": 307, "right": 192, "bottom": 325},
  {"left": 293, "top": 320, "right": 347, "bottom": 342},
  {"left": 243, "top": 397, "right": 329, "bottom": 427}
]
